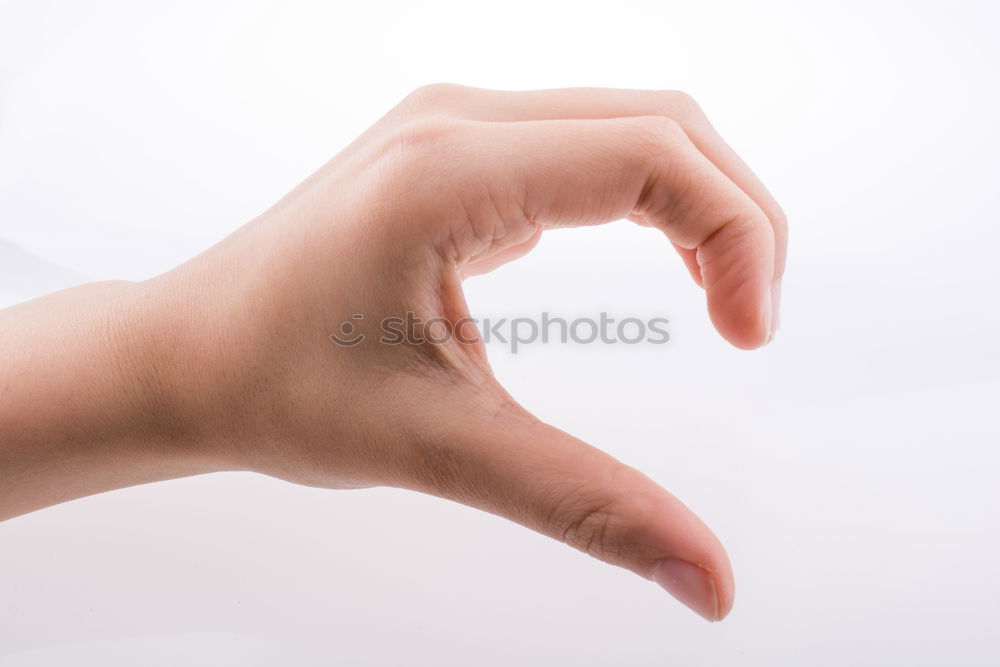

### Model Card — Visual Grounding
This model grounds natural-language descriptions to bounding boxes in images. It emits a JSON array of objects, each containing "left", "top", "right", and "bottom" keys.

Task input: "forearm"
[{"left": 0, "top": 280, "right": 213, "bottom": 520}]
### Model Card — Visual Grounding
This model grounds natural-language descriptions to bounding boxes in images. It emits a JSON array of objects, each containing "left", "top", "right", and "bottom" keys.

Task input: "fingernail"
[
  {"left": 768, "top": 278, "right": 782, "bottom": 342},
  {"left": 651, "top": 558, "right": 720, "bottom": 622}
]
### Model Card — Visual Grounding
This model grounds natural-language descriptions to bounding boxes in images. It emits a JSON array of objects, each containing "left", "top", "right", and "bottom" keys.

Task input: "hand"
[{"left": 0, "top": 85, "right": 786, "bottom": 622}]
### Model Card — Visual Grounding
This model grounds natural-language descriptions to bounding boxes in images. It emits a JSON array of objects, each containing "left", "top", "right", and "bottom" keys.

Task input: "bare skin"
[{"left": 0, "top": 85, "right": 786, "bottom": 622}]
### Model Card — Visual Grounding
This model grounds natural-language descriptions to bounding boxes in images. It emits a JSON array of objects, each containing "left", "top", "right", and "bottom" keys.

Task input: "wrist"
[
  {"left": 117, "top": 276, "right": 243, "bottom": 476},
  {"left": 128, "top": 239, "right": 310, "bottom": 477}
]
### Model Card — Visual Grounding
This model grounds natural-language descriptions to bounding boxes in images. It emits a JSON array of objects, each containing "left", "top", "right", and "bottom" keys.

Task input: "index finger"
[
  {"left": 406, "top": 84, "right": 787, "bottom": 292},
  {"left": 402, "top": 116, "right": 776, "bottom": 349}
]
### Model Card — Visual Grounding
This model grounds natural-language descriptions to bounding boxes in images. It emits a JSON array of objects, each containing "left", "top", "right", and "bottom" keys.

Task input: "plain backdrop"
[{"left": 1, "top": 1, "right": 999, "bottom": 665}]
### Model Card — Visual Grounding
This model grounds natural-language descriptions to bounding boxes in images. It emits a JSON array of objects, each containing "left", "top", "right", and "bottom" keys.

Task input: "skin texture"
[{"left": 0, "top": 85, "right": 787, "bottom": 622}]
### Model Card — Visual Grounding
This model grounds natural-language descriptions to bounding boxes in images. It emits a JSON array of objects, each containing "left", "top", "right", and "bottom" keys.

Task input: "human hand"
[{"left": 2, "top": 85, "right": 786, "bottom": 622}]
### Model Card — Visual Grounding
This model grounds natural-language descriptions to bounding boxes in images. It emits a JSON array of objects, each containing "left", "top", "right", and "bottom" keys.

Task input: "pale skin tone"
[{"left": 0, "top": 85, "right": 786, "bottom": 622}]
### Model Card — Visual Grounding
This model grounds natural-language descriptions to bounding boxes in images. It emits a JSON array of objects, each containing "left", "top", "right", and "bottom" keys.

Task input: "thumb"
[{"left": 398, "top": 393, "right": 735, "bottom": 622}]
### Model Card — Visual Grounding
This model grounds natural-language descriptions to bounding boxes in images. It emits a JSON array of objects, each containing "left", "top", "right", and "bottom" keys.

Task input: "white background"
[{"left": 1, "top": 1, "right": 999, "bottom": 664}]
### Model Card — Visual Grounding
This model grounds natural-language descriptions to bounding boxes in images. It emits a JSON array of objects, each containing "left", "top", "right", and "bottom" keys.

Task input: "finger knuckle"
[
  {"left": 627, "top": 115, "right": 687, "bottom": 174},
  {"left": 397, "top": 82, "right": 468, "bottom": 115},
  {"left": 631, "top": 115, "right": 685, "bottom": 152},
  {"left": 698, "top": 213, "right": 770, "bottom": 282},
  {"left": 393, "top": 116, "right": 466, "bottom": 147},
  {"left": 660, "top": 89, "right": 706, "bottom": 121},
  {"left": 552, "top": 468, "right": 650, "bottom": 564},
  {"left": 561, "top": 502, "right": 617, "bottom": 558},
  {"left": 379, "top": 118, "right": 469, "bottom": 174}
]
